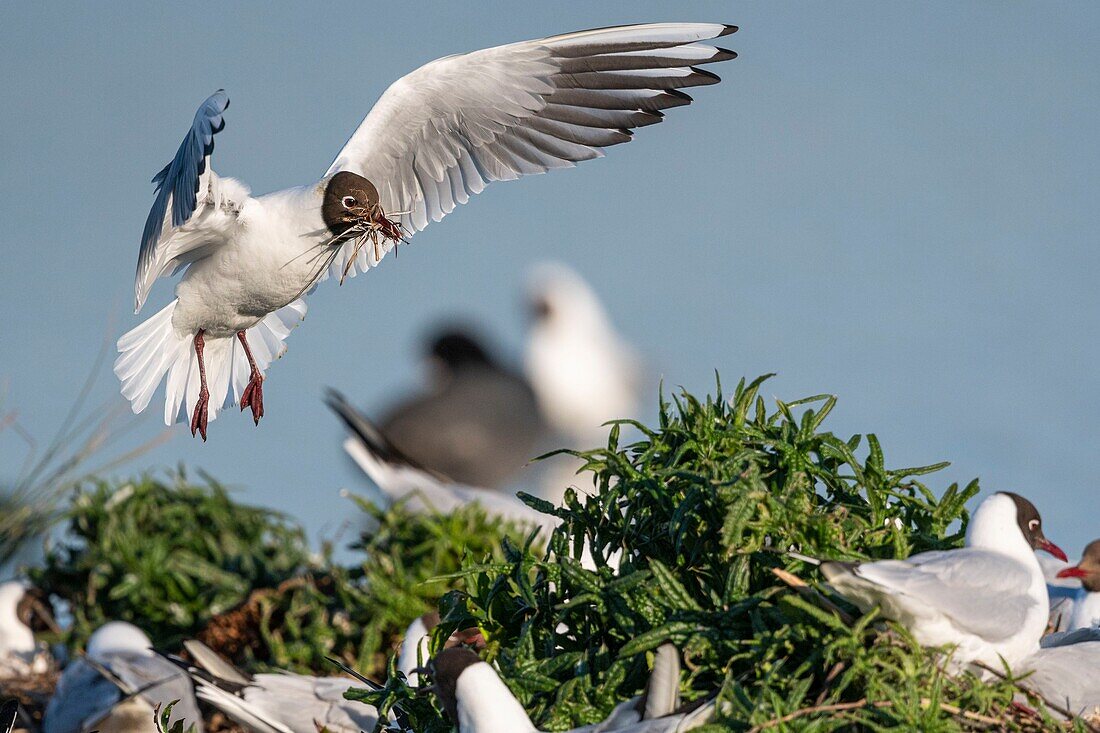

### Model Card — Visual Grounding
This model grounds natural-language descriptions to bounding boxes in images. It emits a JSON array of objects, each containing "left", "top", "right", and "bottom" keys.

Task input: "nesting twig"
[
  {"left": 747, "top": 698, "right": 888, "bottom": 732},
  {"left": 771, "top": 567, "right": 856, "bottom": 626},
  {"left": 338, "top": 202, "right": 410, "bottom": 283},
  {"left": 749, "top": 695, "right": 1041, "bottom": 732},
  {"left": 813, "top": 661, "right": 846, "bottom": 705}
]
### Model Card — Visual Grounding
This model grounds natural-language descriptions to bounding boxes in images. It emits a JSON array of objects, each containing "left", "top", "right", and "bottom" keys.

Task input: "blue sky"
[{"left": 2, "top": 3, "right": 1098, "bottom": 557}]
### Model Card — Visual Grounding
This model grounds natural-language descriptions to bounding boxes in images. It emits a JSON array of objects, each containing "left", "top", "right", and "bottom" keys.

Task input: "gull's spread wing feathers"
[
  {"left": 324, "top": 22, "right": 736, "bottom": 279},
  {"left": 134, "top": 90, "right": 248, "bottom": 312}
]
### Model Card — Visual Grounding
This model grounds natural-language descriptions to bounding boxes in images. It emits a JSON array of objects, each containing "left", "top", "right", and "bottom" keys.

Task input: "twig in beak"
[{"left": 338, "top": 203, "right": 410, "bottom": 284}]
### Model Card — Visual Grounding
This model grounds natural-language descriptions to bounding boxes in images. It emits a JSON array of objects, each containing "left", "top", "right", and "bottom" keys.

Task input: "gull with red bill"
[
  {"left": 114, "top": 22, "right": 738, "bottom": 440},
  {"left": 818, "top": 492, "right": 1067, "bottom": 669},
  {"left": 1052, "top": 539, "right": 1100, "bottom": 631}
]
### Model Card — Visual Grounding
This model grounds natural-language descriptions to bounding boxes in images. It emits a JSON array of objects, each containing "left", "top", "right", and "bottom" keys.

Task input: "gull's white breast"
[{"left": 172, "top": 185, "right": 328, "bottom": 337}]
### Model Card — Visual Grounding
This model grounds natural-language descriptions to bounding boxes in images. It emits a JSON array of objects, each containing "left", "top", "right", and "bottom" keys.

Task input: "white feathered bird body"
[{"left": 115, "top": 23, "right": 737, "bottom": 434}]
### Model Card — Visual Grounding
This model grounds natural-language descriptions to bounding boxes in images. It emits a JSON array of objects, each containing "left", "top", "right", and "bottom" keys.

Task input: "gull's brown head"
[
  {"left": 1057, "top": 538, "right": 1100, "bottom": 592},
  {"left": 15, "top": 585, "right": 58, "bottom": 634},
  {"left": 428, "top": 646, "right": 482, "bottom": 724},
  {"left": 1002, "top": 491, "right": 1067, "bottom": 562},
  {"left": 323, "top": 171, "right": 380, "bottom": 241}
]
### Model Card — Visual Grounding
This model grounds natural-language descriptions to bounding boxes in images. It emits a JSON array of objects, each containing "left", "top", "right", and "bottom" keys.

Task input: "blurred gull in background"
[
  {"left": 377, "top": 329, "right": 544, "bottom": 489},
  {"left": 44, "top": 621, "right": 201, "bottom": 733},
  {"left": 326, "top": 391, "right": 557, "bottom": 537},
  {"left": 328, "top": 261, "right": 644, "bottom": 506},
  {"left": 524, "top": 262, "right": 644, "bottom": 503},
  {"left": 1049, "top": 539, "right": 1100, "bottom": 632},
  {"left": 525, "top": 262, "right": 642, "bottom": 448},
  {"left": 0, "top": 581, "right": 54, "bottom": 678}
]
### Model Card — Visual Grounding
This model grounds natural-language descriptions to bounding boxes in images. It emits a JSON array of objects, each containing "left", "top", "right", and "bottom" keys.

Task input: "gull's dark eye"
[
  {"left": 1028, "top": 519, "right": 1039, "bottom": 531},
  {"left": 342, "top": 196, "right": 357, "bottom": 209}
]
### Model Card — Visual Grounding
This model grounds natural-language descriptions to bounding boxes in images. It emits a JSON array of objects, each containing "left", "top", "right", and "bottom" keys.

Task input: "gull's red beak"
[
  {"left": 1057, "top": 565, "right": 1088, "bottom": 579},
  {"left": 1038, "top": 539, "right": 1069, "bottom": 563}
]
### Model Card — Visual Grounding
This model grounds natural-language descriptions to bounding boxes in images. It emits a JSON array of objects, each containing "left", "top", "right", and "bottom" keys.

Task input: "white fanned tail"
[{"left": 115, "top": 299, "right": 307, "bottom": 426}]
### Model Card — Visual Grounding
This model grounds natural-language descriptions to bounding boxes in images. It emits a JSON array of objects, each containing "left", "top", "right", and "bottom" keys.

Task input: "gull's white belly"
[{"left": 171, "top": 194, "right": 330, "bottom": 337}]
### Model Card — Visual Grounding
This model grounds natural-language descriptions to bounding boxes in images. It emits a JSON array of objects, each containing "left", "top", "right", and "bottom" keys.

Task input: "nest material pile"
[{"left": 0, "top": 671, "right": 57, "bottom": 730}]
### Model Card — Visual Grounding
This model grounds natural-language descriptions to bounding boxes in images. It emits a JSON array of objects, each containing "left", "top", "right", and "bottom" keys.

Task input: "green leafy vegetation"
[
  {"left": 30, "top": 471, "right": 311, "bottom": 650},
  {"left": 154, "top": 701, "right": 198, "bottom": 733},
  {"left": 22, "top": 468, "right": 535, "bottom": 678},
  {"left": 10, "top": 376, "right": 1094, "bottom": 731},
  {"left": 200, "top": 495, "right": 537, "bottom": 679},
  {"left": 358, "top": 376, "right": 1087, "bottom": 732}
]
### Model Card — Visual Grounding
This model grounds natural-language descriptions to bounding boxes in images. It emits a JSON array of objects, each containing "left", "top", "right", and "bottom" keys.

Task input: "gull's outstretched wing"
[
  {"left": 134, "top": 90, "right": 247, "bottom": 313},
  {"left": 324, "top": 22, "right": 736, "bottom": 279}
]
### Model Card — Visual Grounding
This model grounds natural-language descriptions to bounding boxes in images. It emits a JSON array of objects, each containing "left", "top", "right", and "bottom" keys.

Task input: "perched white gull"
[
  {"left": 0, "top": 581, "right": 53, "bottom": 677},
  {"left": 423, "top": 646, "right": 713, "bottom": 733},
  {"left": 1039, "top": 551, "right": 1081, "bottom": 633},
  {"left": 820, "top": 492, "right": 1067, "bottom": 668},
  {"left": 1013, "top": 627, "right": 1100, "bottom": 719},
  {"left": 397, "top": 612, "right": 438, "bottom": 687},
  {"left": 1050, "top": 539, "right": 1100, "bottom": 631},
  {"left": 372, "top": 329, "right": 544, "bottom": 488},
  {"left": 328, "top": 389, "right": 558, "bottom": 536},
  {"left": 178, "top": 639, "right": 376, "bottom": 733},
  {"left": 114, "top": 23, "right": 737, "bottom": 440},
  {"left": 44, "top": 621, "right": 202, "bottom": 733},
  {"left": 525, "top": 262, "right": 642, "bottom": 446}
]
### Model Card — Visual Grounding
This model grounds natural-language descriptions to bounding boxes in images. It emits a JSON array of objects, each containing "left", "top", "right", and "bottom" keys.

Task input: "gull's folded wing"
[{"left": 851, "top": 548, "right": 1038, "bottom": 642}]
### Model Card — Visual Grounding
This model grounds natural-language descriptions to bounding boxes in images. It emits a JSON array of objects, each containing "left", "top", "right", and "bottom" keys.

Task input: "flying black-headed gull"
[
  {"left": 422, "top": 646, "right": 713, "bottom": 733},
  {"left": 0, "top": 581, "right": 54, "bottom": 677},
  {"left": 820, "top": 492, "right": 1067, "bottom": 668},
  {"left": 525, "top": 262, "right": 642, "bottom": 446},
  {"left": 177, "top": 639, "right": 376, "bottom": 733},
  {"left": 44, "top": 621, "right": 202, "bottom": 733},
  {"left": 375, "top": 329, "right": 544, "bottom": 488},
  {"left": 1050, "top": 539, "right": 1100, "bottom": 632},
  {"left": 115, "top": 23, "right": 737, "bottom": 440},
  {"left": 327, "top": 389, "right": 558, "bottom": 536}
]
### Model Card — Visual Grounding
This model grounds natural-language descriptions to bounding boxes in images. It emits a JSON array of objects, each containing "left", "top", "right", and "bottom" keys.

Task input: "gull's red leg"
[
  {"left": 190, "top": 329, "right": 210, "bottom": 441},
  {"left": 237, "top": 330, "right": 264, "bottom": 425}
]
